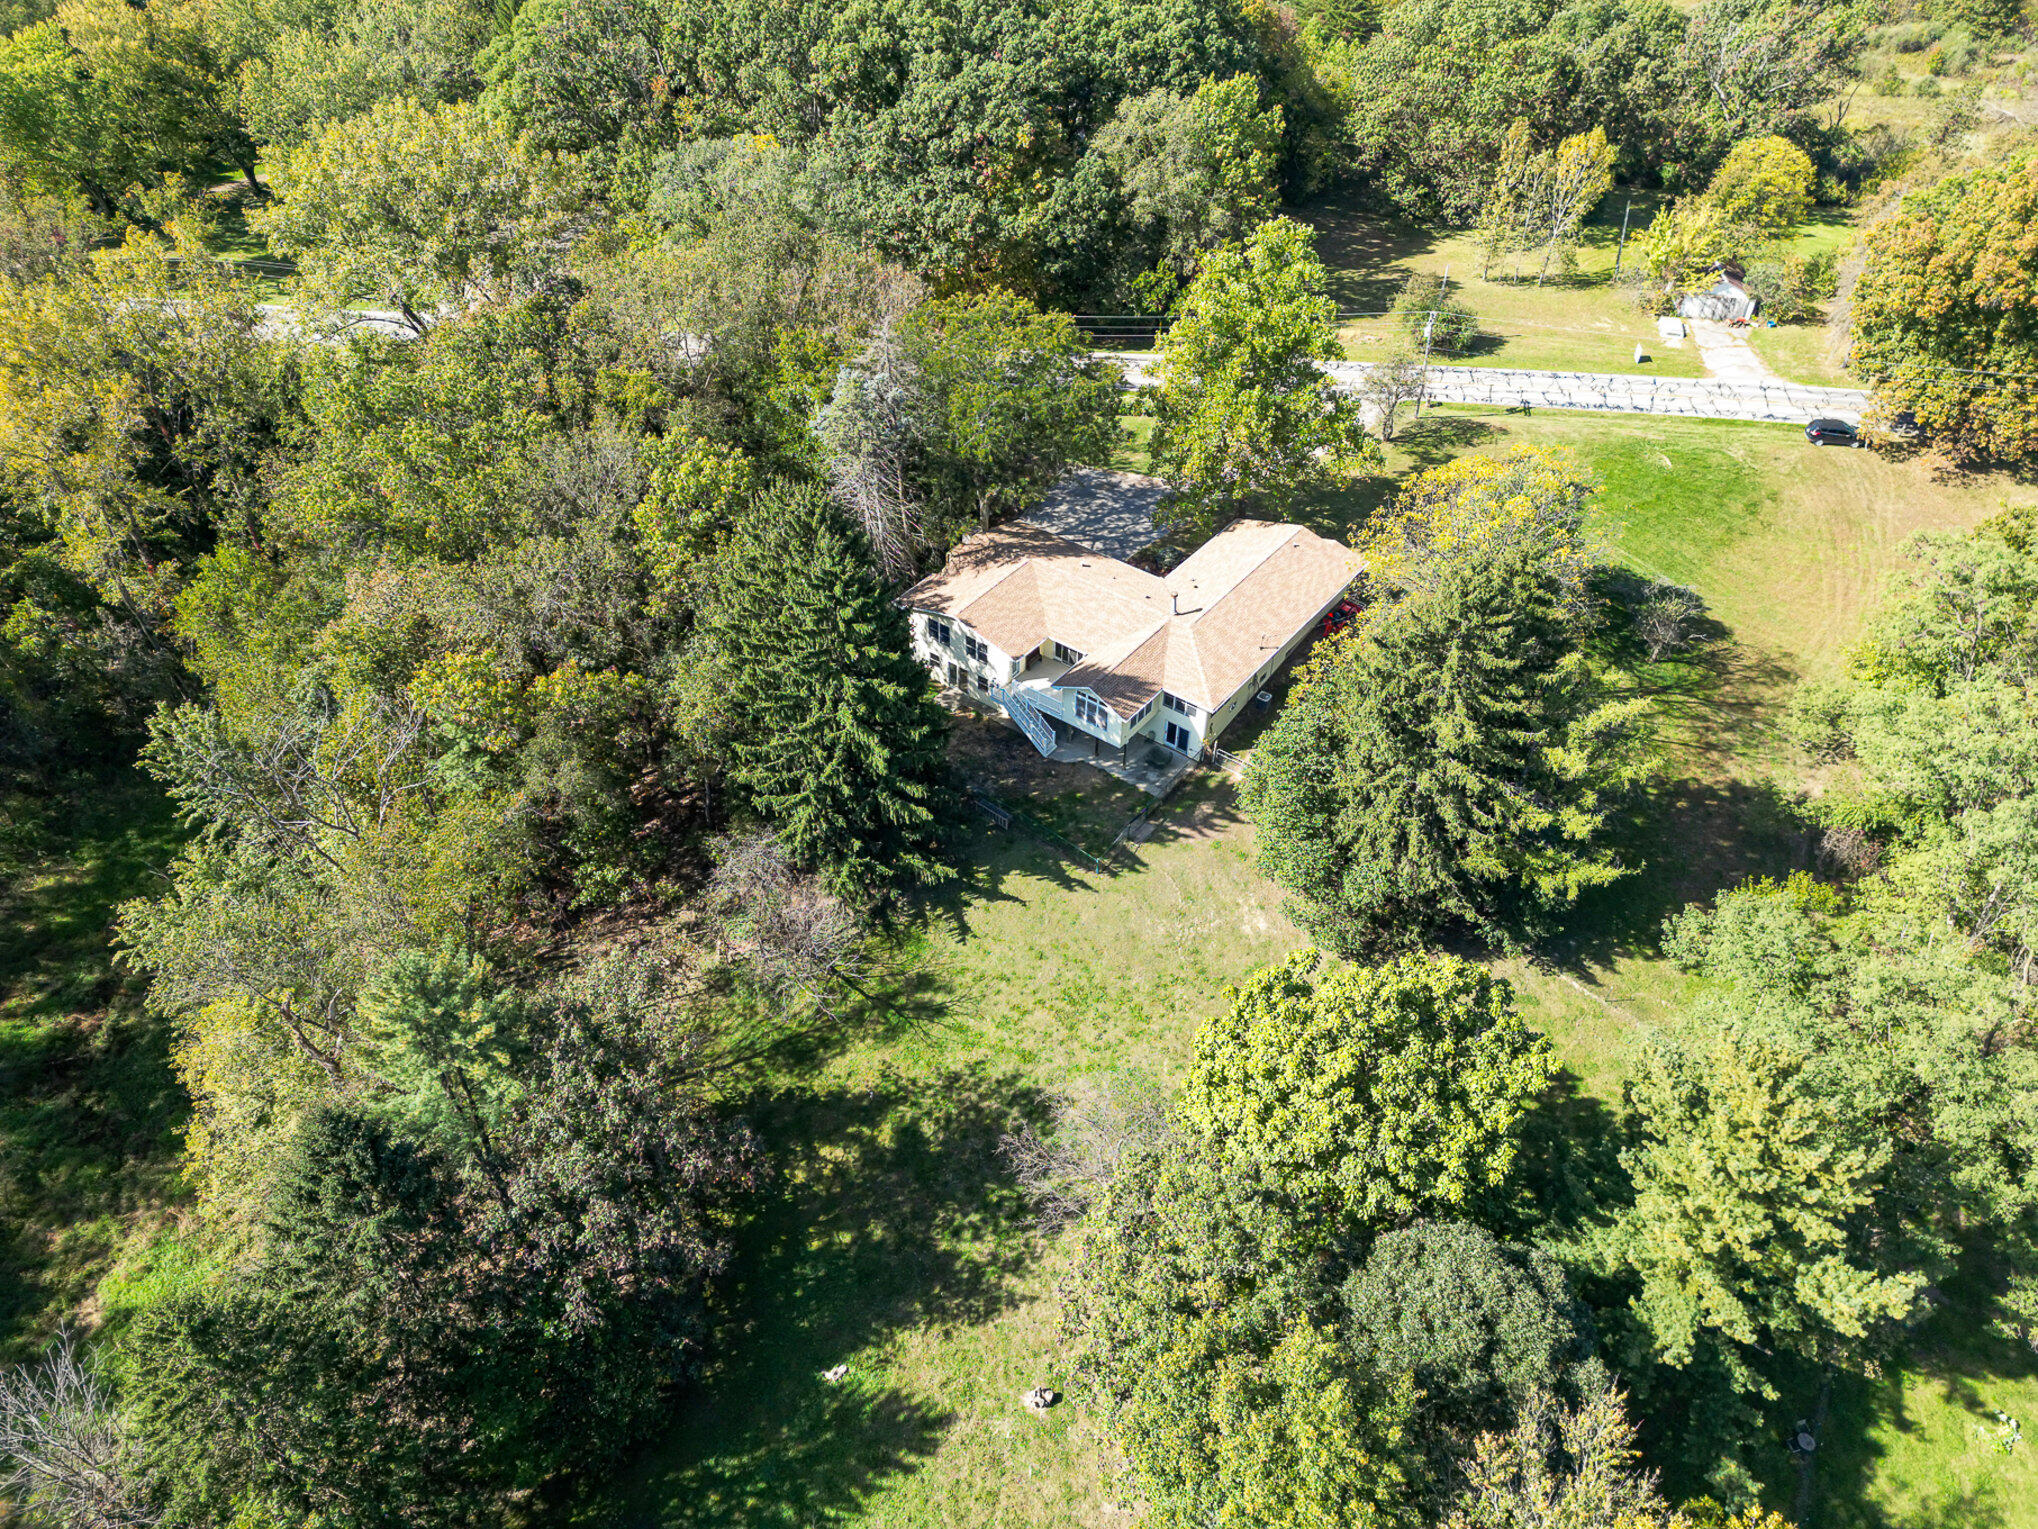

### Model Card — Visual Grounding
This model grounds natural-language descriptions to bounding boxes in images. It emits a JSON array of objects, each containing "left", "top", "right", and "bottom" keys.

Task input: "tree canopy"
[
  {"left": 1148, "top": 216, "right": 1368, "bottom": 536},
  {"left": 1851, "top": 153, "right": 2038, "bottom": 463},
  {"left": 1245, "top": 458, "right": 1651, "bottom": 952}
]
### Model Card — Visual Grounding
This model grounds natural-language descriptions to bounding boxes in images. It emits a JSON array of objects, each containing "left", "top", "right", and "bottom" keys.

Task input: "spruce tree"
[
  {"left": 1620, "top": 1028, "right": 1926, "bottom": 1383},
  {"left": 711, "top": 481, "right": 954, "bottom": 895},
  {"left": 1243, "top": 540, "right": 1649, "bottom": 954}
]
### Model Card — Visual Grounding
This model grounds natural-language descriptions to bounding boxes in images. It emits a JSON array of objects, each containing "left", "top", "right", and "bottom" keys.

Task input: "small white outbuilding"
[{"left": 1677, "top": 273, "right": 1758, "bottom": 323}]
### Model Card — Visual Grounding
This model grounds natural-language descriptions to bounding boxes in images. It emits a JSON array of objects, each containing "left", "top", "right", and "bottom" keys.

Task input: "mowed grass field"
[
  {"left": 1301, "top": 189, "right": 1710, "bottom": 378},
  {"left": 601, "top": 419, "right": 2037, "bottom": 1529},
  {"left": 1296, "top": 189, "right": 1870, "bottom": 391},
  {"left": 0, "top": 773, "right": 188, "bottom": 1358}
]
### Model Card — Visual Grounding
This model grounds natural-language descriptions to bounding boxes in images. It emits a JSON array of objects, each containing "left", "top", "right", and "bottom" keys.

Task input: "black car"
[{"left": 1806, "top": 417, "right": 1862, "bottom": 447}]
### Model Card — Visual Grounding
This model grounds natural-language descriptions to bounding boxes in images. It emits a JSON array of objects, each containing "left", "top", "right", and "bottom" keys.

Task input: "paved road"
[
  {"left": 254, "top": 303, "right": 420, "bottom": 340},
  {"left": 1100, "top": 351, "right": 1869, "bottom": 427}
]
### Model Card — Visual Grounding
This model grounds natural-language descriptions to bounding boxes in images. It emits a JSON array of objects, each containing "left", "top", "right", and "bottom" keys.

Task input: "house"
[
  {"left": 900, "top": 518, "right": 1363, "bottom": 764},
  {"left": 1677, "top": 270, "right": 1757, "bottom": 323}
]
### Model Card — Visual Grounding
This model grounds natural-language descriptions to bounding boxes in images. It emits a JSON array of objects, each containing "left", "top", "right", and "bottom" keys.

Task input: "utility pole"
[
  {"left": 1613, "top": 198, "right": 1633, "bottom": 277},
  {"left": 1415, "top": 264, "right": 1449, "bottom": 423}
]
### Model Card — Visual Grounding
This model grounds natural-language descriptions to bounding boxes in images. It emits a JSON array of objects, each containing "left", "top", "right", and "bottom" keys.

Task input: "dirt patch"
[
  {"left": 945, "top": 711, "right": 1150, "bottom": 855},
  {"left": 947, "top": 711, "right": 1091, "bottom": 797}
]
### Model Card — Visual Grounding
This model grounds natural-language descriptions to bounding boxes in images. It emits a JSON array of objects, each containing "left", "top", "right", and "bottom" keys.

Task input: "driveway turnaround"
[
  {"left": 1100, "top": 352, "right": 1869, "bottom": 427},
  {"left": 1019, "top": 466, "right": 1170, "bottom": 559}
]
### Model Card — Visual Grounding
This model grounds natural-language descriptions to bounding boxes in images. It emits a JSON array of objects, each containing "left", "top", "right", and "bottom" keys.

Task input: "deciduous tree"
[
  {"left": 1148, "top": 216, "right": 1368, "bottom": 536},
  {"left": 1850, "top": 154, "right": 2038, "bottom": 463},
  {"left": 1183, "top": 951, "right": 1556, "bottom": 1230},
  {"left": 1095, "top": 73, "right": 1283, "bottom": 280},
  {"left": 1066, "top": 1136, "right": 1416, "bottom": 1529},
  {"left": 255, "top": 97, "right": 584, "bottom": 333},
  {"left": 1704, "top": 133, "right": 1815, "bottom": 243}
]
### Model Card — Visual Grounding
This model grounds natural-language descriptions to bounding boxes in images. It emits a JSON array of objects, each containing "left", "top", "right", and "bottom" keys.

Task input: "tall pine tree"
[
  {"left": 711, "top": 481, "right": 954, "bottom": 895},
  {"left": 1243, "top": 540, "right": 1650, "bottom": 954}
]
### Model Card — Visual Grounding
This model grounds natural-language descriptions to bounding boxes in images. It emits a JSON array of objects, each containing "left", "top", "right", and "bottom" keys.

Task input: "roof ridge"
[{"left": 1177, "top": 525, "right": 1307, "bottom": 628}]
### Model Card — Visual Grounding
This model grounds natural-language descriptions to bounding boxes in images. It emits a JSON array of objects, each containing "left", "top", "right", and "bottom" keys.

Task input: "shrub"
[
  {"left": 1631, "top": 581, "right": 1710, "bottom": 660},
  {"left": 1393, "top": 272, "right": 1480, "bottom": 355}
]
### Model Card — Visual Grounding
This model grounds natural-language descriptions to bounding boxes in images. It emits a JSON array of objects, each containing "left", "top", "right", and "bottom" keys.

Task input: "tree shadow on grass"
[
  {"left": 601, "top": 1064, "right": 1051, "bottom": 1528},
  {"left": 1292, "top": 193, "right": 1437, "bottom": 312},
  {"left": 1543, "top": 774, "right": 1808, "bottom": 975},
  {"left": 1754, "top": 1239, "right": 2037, "bottom": 1529},
  {"left": 1496, "top": 1069, "right": 1633, "bottom": 1245},
  {"left": 1392, "top": 413, "right": 1509, "bottom": 473},
  {"left": 0, "top": 770, "right": 188, "bottom": 1356}
]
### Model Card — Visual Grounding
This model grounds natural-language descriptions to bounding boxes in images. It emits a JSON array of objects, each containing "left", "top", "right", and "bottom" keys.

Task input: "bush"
[
  {"left": 1744, "top": 252, "right": 1835, "bottom": 323},
  {"left": 1884, "top": 19, "right": 1941, "bottom": 51},
  {"left": 1393, "top": 272, "right": 1480, "bottom": 355},
  {"left": 1341, "top": 1221, "right": 1598, "bottom": 1503},
  {"left": 1874, "top": 63, "right": 1906, "bottom": 96},
  {"left": 1630, "top": 581, "right": 1711, "bottom": 659}
]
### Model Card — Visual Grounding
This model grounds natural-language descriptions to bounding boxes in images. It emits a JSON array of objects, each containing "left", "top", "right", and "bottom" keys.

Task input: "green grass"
[
  {"left": 0, "top": 770, "right": 188, "bottom": 1358},
  {"left": 1299, "top": 189, "right": 1710, "bottom": 378},
  {"left": 1749, "top": 319, "right": 1854, "bottom": 387},
  {"left": 599, "top": 417, "right": 2032, "bottom": 1528}
]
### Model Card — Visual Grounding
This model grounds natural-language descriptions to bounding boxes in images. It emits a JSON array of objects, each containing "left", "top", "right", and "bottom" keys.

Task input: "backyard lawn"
[
  {"left": 601, "top": 419, "right": 2035, "bottom": 1528},
  {"left": 0, "top": 772, "right": 187, "bottom": 1359}
]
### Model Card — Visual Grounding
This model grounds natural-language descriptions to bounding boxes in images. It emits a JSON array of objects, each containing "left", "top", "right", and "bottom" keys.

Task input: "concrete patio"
[{"left": 1046, "top": 733, "right": 1196, "bottom": 797}]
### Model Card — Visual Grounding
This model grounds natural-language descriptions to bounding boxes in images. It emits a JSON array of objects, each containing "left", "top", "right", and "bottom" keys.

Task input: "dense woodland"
[{"left": 1, "top": 0, "right": 2037, "bottom": 1522}]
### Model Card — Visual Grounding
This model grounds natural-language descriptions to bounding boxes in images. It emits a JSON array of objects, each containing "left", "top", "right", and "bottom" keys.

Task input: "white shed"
[{"left": 1677, "top": 273, "right": 1757, "bottom": 323}]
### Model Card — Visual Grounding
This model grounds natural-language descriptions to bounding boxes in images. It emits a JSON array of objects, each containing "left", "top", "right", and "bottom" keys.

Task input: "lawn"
[
  {"left": 1750, "top": 319, "right": 1854, "bottom": 387},
  {"left": 1299, "top": 188, "right": 1710, "bottom": 379},
  {"left": 600, "top": 419, "right": 2033, "bottom": 1529},
  {"left": 0, "top": 770, "right": 188, "bottom": 1359}
]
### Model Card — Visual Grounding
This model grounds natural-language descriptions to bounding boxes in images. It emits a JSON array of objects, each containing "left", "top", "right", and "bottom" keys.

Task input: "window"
[
  {"left": 975, "top": 672, "right": 991, "bottom": 693},
  {"left": 1072, "top": 692, "right": 1110, "bottom": 731},
  {"left": 1164, "top": 720, "right": 1193, "bottom": 751},
  {"left": 964, "top": 633, "right": 989, "bottom": 664},
  {"left": 1162, "top": 691, "right": 1196, "bottom": 717},
  {"left": 926, "top": 616, "right": 952, "bottom": 646},
  {"left": 945, "top": 661, "right": 964, "bottom": 688},
  {"left": 1131, "top": 697, "right": 1155, "bottom": 724},
  {"left": 1053, "top": 641, "right": 1084, "bottom": 664}
]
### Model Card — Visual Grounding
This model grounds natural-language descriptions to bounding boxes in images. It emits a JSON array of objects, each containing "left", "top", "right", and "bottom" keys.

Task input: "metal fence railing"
[{"left": 969, "top": 788, "right": 1109, "bottom": 875}]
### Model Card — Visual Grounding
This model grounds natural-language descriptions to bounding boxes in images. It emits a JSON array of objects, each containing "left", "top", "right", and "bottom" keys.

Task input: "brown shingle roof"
[{"left": 902, "top": 518, "right": 1361, "bottom": 718}]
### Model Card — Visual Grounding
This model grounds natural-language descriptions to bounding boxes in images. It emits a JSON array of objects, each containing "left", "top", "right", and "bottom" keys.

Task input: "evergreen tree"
[
  {"left": 711, "top": 481, "right": 954, "bottom": 895},
  {"left": 1619, "top": 1028, "right": 1925, "bottom": 1384},
  {"left": 1243, "top": 540, "right": 1650, "bottom": 954}
]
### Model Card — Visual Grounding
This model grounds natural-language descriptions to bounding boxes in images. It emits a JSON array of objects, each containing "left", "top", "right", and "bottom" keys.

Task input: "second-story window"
[
  {"left": 927, "top": 616, "right": 952, "bottom": 646},
  {"left": 1073, "top": 693, "right": 1110, "bottom": 730},
  {"left": 1162, "top": 691, "right": 1196, "bottom": 717},
  {"left": 964, "top": 634, "right": 989, "bottom": 664}
]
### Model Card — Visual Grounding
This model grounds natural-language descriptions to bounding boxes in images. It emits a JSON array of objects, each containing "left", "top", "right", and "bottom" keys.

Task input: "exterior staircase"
[{"left": 990, "top": 684, "right": 1057, "bottom": 757}]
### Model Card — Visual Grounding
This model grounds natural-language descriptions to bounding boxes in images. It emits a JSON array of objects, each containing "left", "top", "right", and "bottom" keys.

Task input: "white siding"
[
  {"left": 1198, "top": 588, "right": 1350, "bottom": 748},
  {"left": 909, "top": 611, "right": 1012, "bottom": 691}
]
